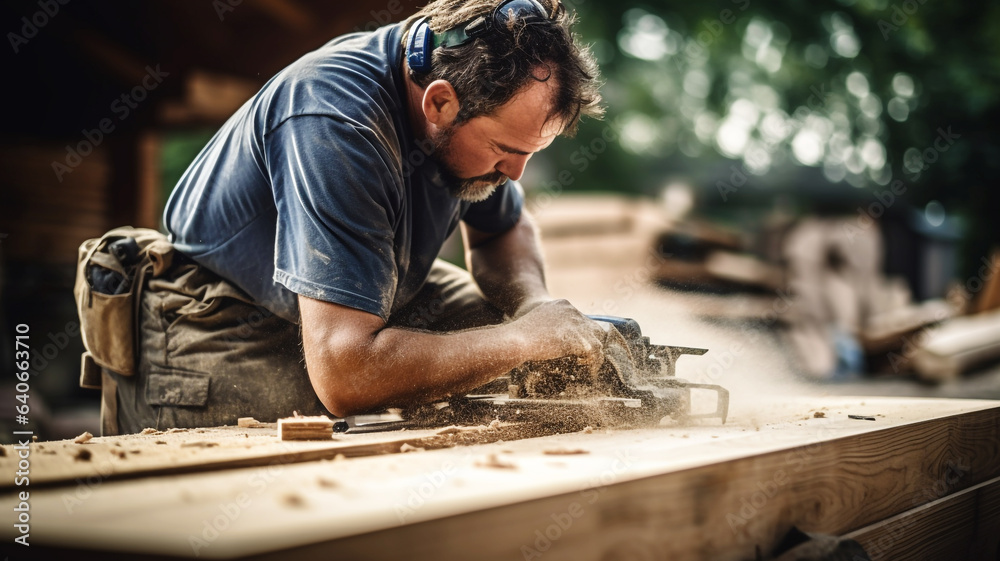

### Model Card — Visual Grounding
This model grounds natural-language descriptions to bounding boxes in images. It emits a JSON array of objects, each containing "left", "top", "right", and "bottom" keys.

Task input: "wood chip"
[
  {"left": 543, "top": 448, "right": 589, "bottom": 455},
  {"left": 238, "top": 417, "right": 263, "bottom": 428},
  {"left": 166, "top": 428, "right": 188, "bottom": 433},
  {"left": 140, "top": 427, "right": 159, "bottom": 435},
  {"left": 73, "top": 431, "right": 94, "bottom": 444},
  {"left": 278, "top": 415, "right": 334, "bottom": 441},
  {"left": 400, "top": 443, "right": 425, "bottom": 453},
  {"left": 487, "top": 419, "right": 501, "bottom": 430},
  {"left": 582, "top": 425, "right": 594, "bottom": 434},
  {"left": 813, "top": 411, "right": 826, "bottom": 418}
]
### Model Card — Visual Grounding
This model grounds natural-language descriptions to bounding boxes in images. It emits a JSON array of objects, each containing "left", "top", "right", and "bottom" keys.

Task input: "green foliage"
[{"left": 534, "top": 0, "right": 1000, "bottom": 276}]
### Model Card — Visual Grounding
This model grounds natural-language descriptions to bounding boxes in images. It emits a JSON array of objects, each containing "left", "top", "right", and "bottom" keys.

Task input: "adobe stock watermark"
[
  {"left": 864, "top": 457, "right": 969, "bottom": 556},
  {"left": 520, "top": 448, "right": 635, "bottom": 560},
  {"left": 213, "top": 0, "right": 243, "bottom": 22},
  {"left": 903, "top": 126, "right": 960, "bottom": 179},
  {"left": 393, "top": 451, "right": 473, "bottom": 524},
  {"left": 188, "top": 452, "right": 297, "bottom": 556},
  {"left": 51, "top": 64, "right": 170, "bottom": 183},
  {"left": 717, "top": 83, "right": 833, "bottom": 203},
  {"left": 596, "top": 246, "right": 670, "bottom": 316},
  {"left": 61, "top": 458, "right": 118, "bottom": 514},
  {"left": 727, "top": 423, "right": 839, "bottom": 536},
  {"left": 840, "top": 125, "right": 960, "bottom": 244},
  {"left": 527, "top": 117, "right": 626, "bottom": 215},
  {"left": 30, "top": 320, "right": 79, "bottom": 374},
  {"left": 878, "top": 0, "right": 932, "bottom": 40},
  {"left": 7, "top": 0, "right": 71, "bottom": 54},
  {"left": 673, "top": 0, "right": 752, "bottom": 70}
]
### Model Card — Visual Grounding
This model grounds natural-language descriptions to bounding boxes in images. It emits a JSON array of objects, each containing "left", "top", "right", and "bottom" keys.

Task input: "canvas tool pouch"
[{"left": 74, "top": 226, "right": 174, "bottom": 387}]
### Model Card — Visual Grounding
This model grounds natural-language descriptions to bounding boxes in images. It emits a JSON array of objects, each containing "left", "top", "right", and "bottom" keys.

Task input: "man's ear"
[{"left": 422, "top": 80, "right": 460, "bottom": 127}]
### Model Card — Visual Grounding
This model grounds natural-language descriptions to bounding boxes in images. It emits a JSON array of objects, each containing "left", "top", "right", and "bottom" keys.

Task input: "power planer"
[{"left": 333, "top": 315, "right": 729, "bottom": 433}]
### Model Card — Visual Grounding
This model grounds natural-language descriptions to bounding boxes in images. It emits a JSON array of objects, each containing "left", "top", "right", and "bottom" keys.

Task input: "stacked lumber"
[{"left": 912, "top": 309, "right": 1000, "bottom": 382}]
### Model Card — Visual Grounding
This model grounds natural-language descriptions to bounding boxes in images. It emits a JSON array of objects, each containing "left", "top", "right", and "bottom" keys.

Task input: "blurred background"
[{"left": 2, "top": 0, "right": 999, "bottom": 441}]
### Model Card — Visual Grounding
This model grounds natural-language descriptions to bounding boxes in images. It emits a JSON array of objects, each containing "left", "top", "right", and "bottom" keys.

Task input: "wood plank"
[
  {"left": 845, "top": 475, "right": 1000, "bottom": 561},
  {"left": 4, "top": 397, "right": 997, "bottom": 560},
  {"left": 0, "top": 422, "right": 558, "bottom": 488}
]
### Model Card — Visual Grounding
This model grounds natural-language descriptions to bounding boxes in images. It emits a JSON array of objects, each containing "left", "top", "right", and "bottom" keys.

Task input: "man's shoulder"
[{"left": 261, "top": 24, "right": 406, "bottom": 133}]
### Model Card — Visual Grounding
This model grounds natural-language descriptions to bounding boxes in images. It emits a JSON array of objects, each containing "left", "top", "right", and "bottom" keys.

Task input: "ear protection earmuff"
[
  {"left": 406, "top": 2, "right": 552, "bottom": 75},
  {"left": 406, "top": 17, "right": 434, "bottom": 74}
]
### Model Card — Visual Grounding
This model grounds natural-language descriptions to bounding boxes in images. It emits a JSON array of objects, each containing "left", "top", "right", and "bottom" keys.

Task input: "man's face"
[{"left": 429, "top": 77, "right": 563, "bottom": 202}]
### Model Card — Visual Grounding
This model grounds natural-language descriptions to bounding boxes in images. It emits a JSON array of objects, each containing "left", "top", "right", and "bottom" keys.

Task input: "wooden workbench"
[{"left": 2, "top": 396, "right": 998, "bottom": 560}]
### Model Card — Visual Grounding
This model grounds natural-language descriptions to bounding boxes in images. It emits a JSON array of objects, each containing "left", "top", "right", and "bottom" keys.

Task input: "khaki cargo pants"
[{"left": 103, "top": 255, "right": 504, "bottom": 435}]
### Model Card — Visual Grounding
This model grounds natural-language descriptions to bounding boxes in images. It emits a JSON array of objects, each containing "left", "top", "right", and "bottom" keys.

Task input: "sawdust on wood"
[
  {"left": 180, "top": 441, "right": 220, "bottom": 448},
  {"left": 475, "top": 453, "right": 516, "bottom": 470},
  {"left": 282, "top": 493, "right": 306, "bottom": 508},
  {"left": 813, "top": 411, "right": 826, "bottom": 418},
  {"left": 543, "top": 448, "right": 589, "bottom": 455},
  {"left": 73, "top": 432, "right": 94, "bottom": 444}
]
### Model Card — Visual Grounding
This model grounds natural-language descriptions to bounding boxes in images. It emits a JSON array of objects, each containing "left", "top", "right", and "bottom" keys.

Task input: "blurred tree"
[{"left": 537, "top": 0, "right": 1000, "bottom": 280}]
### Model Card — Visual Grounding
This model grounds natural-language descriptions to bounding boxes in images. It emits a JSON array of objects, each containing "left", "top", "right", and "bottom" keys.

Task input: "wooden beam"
[
  {"left": 5, "top": 398, "right": 998, "bottom": 560},
  {"left": 845, "top": 475, "right": 1000, "bottom": 561}
]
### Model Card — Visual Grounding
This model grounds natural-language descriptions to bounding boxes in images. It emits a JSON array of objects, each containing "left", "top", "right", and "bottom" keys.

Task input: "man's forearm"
[
  {"left": 310, "top": 321, "right": 530, "bottom": 416},
  {"left": 465, "top": 212, "right": 551, "bottom": 317},
  {"left": 300, "top": 295, "right": 605, "bottom": 417}
]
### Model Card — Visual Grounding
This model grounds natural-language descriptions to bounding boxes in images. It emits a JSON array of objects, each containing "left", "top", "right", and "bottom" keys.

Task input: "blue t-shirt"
[{"left": 163, "top": 23, "right": 524, "bottom": 323}]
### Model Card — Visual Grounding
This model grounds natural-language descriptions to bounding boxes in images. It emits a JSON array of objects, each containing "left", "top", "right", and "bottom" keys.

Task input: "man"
[{"left": 106, "top": 0, "right": 607, "bottom": 433}]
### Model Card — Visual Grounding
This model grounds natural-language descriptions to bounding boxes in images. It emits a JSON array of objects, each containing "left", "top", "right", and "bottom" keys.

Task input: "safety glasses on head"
[{"left": 407, "top": 0, "right": 558, "bottom": 73}]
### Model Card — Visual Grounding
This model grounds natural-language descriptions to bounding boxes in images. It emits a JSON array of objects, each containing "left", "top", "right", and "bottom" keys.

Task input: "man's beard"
[{"left": 431, "top": 126, "right": 508, "bottom": 203}]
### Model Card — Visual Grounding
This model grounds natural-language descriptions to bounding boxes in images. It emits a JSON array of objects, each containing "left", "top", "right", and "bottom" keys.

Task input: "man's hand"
[{"left": 510, "top": 299, "right": 607, "bottom": 372}]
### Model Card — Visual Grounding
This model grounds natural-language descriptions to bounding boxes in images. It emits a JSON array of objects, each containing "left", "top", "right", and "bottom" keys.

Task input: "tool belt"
[{"left": 73, "top": 226, "right": 175, "bottom": 389}]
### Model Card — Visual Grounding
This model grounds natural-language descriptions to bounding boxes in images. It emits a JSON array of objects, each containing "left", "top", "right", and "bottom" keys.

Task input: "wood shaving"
[
  {"left": 488, "top": 419, "right": 501, "bottom": 430},
  {"left": 475, "top": 453, "right": 516, "bottom": 470},
  {"left": 166, "top": 428, "right": 188, "bottom": 433},
  {"left": 400, "top": 443, "right": 424, "bottom": 453},
  {"left": 543, "top": 448, "right": 589, "bottom": 455},
  {"left": 582, "top": 426, "right": 594, "bottom": 434},
  {"left": 435, "top": 426, "right": 464, "bottom": 435},
  {"left": 140, "top": 428, "right": 159, "bottom": 435},
  {"left": 73, "top": 431, "right": 93, "bottom": 444}
]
